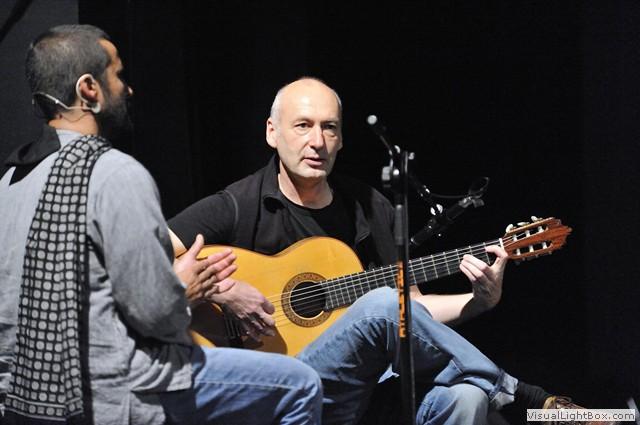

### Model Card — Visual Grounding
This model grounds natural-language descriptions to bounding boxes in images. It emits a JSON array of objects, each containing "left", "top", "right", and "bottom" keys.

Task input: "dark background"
[{"left": 2, "top": 0, "right": 638, "bottom": 413}]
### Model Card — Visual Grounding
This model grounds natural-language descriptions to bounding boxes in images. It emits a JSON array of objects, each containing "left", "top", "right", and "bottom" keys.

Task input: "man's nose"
[{"left": 307, "top": 125, "right": 325, "bottom": 148}]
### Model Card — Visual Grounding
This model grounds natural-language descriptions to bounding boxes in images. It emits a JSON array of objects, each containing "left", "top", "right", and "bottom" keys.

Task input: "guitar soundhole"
[{"left": 290, "top": 281, "right": 326, "bottom": 318}]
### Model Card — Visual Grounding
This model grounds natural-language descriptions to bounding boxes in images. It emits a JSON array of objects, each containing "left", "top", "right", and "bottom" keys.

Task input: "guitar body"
[
  {"left": 188, "top": 217, "right": 572, "bottom": 357},
  {"left": 190, "top": 237, "right": 364, "bottom": 356}
]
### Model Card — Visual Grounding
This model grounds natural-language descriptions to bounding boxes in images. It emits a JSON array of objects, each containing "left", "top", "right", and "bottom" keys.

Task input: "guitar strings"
[
  {"left": 265, "top": 240, "right": 507, "bottom": 325},
  {"left": 269, "top": 242, "right": 489, "bottom": 327},
  {"left": 264, "top": 240, "right": 498, "bottom": 311},
  {"left": 266, "top": 240, "right": 500, "bottom": 319},
  {"left": 262, "top": 240, "right": 497, "bottom": 305},
  {"left": 223, "top": 228, "right": 547, "bottom": 329},
  {"left": 265, "top": 234, "right": 543, "bottom": 325},
  {"left": 227, "top": 244, "right": 491, "bottom": 330},
  {"left": 268, "top": 255, "right": 473, "bottom": 326}
]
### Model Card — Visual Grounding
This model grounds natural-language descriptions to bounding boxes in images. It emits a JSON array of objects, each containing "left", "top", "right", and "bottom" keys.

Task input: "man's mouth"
[{"left": 303, "top": 157, "right": 325, "bottom": 167}]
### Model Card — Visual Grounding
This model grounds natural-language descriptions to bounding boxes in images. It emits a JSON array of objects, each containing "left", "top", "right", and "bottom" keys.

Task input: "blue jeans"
[
  {"left": 296, "top": 287, "right": 517, "bottom": 425},
  {"left": 161, "top": 345, "right": 323, "bottom": 424},
  {"left": 418, "top": 384, "right": 489, "bottom": 425}
]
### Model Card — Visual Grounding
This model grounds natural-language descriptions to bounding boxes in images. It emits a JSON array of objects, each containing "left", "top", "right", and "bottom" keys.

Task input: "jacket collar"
[
  {"left": 261, "top": 154, "right": 284, "bottom": 204},
  {"left": 4, "top": 125, "right": 61, "bottom": 167}
]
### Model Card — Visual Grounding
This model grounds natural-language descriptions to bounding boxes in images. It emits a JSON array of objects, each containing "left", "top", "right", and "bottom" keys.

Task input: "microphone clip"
[{"left": 409, "top": 178, "right": 488, "bottom": 249}]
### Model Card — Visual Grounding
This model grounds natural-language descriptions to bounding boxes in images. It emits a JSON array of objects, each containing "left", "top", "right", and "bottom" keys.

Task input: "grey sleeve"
[{"left": 90, "top": 158, "right": 191, "bottom": 344}]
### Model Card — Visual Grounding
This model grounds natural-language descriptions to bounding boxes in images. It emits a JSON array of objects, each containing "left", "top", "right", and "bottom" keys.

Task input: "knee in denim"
[{"left": 355, "top": 287, "right": 398, "bottom": 317}]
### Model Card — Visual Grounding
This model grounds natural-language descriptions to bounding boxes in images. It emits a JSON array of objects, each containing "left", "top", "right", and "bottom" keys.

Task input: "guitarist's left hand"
[{"left": 459, "top": 244, "right": 508, "bottom": 312}]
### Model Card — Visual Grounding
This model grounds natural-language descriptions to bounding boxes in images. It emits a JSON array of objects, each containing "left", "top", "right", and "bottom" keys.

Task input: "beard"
[{"left": 95, "top": 85, "right": 132, "bottom": 142}]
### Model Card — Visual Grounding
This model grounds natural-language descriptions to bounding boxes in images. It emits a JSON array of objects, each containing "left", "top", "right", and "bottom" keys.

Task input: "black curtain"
[
  {"left": 582, "top": 0, "right": 640, "bottom": 401},
  {"left": 0, "top": 0, "right": 78, "bottom": 171},
  {"left": 70, "top": 0, "right": 640, "bottom": 408},
  {"left": 2, "top": 0, "right": 635, "bottom": 414}
]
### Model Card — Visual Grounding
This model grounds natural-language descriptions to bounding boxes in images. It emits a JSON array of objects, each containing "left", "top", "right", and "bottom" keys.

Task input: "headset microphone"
[{"left": 33, "top": 74, "right": 102, "bottom": 115}]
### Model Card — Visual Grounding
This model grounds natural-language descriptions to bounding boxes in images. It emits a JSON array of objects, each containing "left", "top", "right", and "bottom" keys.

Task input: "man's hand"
[
  {"left": 209, "top": 281, "right": 276, "bottom": 341},
  {"left": 173, "top": 234, "right": 237, "bottom": 305},
  {"left": 459, "top": 244, "right": 508, "bottom": 312}
]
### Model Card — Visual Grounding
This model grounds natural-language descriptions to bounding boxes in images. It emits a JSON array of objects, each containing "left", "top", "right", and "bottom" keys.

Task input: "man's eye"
[
  {"left": 322, "top": 124, "right": 339, "bottom": 134},
  {"left": 296, "top": 123, "right": 309, "bottom": 128}
]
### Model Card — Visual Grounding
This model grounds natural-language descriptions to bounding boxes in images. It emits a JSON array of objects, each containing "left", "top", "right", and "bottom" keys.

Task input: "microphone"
[
  {"left": 366, "top": 115, "right": 394, "bottom": 155},
  {"left": 366, "top": 114, "right": 384, "bottom": 133},
  {"left": 33, "top": 92, "right": 101, "bottom": 114},
  {"left": 410, "top": 196, "right": 483, "bottom": 248}
]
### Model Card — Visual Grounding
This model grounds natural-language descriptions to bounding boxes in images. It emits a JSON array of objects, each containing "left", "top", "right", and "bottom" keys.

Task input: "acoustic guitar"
[{"left": 189, "top": 217, "right": 571, "bottom": 356}]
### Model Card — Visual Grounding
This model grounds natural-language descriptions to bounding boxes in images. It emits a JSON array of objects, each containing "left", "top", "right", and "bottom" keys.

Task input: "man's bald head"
[{"left": 269, "top": 77, "right": 342, "bottom": 124}]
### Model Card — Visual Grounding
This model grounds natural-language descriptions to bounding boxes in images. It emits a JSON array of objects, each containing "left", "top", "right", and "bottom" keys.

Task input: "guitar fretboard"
[{"left": 322, "top": 239, "right": 500, "bottom": 310}]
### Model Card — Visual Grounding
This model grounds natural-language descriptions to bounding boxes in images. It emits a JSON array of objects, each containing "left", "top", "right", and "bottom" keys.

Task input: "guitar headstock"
[{"left": 501, "top": 216, "right": 572, "bottom": 262}]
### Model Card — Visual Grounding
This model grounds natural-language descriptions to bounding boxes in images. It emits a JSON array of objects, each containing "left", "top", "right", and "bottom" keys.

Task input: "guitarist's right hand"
[{"left": 209, "top": 281, "right": 276, "bottom": 341}]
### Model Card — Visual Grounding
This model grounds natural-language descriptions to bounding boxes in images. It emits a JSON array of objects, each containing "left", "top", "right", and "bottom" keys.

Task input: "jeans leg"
[
  {"left": 297, "top": 287, "right": 516, "bottom": 424},
  {"left": 161, "top": 346, "right": 323, "bottom": 425},
  {"left": 417, "top": 384, "right": 489, "bottom": 425}
]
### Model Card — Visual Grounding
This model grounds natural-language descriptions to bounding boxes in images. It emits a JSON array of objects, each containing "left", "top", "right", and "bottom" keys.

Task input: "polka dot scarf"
[{"left": 4, "top": 135, "right": 110, "bottom": 424}]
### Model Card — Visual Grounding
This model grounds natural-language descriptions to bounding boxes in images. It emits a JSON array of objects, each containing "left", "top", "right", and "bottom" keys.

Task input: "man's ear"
[
  {"left": 76, "top": 74, "right": 101, "bottom": 107},
  {"left": 266, "top": 117, "right": 277, "bottom": 148}
]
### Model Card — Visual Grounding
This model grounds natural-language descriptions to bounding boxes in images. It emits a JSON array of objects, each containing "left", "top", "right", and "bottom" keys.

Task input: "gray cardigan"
[{"left": 0, "top": 128, "right": 193, "bottom": 424}]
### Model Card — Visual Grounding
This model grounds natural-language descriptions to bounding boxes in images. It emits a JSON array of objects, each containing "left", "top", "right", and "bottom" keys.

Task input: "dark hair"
[{"left": 26, "top": 24, "right": 111, "bottom": 119}]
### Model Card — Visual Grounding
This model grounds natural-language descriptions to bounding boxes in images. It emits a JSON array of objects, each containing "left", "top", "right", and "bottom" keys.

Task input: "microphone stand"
[
  {"left": 367, "top": 116, "right": 488, "bottom": 424},
  {"left": 368, "top": 115, "right": 415, "bottom": 425}
]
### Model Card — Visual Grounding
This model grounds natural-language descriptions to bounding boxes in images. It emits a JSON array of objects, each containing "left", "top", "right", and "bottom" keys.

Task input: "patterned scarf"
[{"left": 4, "top": 135, "right": 110, "bottom": 424}]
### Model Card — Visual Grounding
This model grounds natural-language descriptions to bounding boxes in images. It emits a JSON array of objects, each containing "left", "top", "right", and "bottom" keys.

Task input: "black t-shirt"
[
  {"left": 169, "top": 188, "right": 358, "bottom": 254},
  {"left": 169, "top": 190, "right": 238, "bottom": 247},
  {"left": 283, "top": 191, "right": 356, "bottom": 249}
]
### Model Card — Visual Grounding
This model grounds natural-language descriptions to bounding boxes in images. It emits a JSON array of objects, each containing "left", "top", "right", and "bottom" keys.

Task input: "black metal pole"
[
  {"left": 368, "top": 115, "right": 416, "bottom": 424},
  {"left": 395, "top": 150, "right": 416, "bottom": 425}
]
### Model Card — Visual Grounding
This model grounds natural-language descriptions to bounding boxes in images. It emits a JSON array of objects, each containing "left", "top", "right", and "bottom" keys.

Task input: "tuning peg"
[{"left": 505, "top": 221, "right": 528, "bottom": 232}]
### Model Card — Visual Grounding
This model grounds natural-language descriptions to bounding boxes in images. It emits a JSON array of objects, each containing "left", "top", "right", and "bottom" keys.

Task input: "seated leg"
[
  {"left": 298, "top": 287, "right": 516, "bottom": 423},
  {"left": 417, "top": 384, "right": 489, "bottom": 425},
  {"left": 161, "top": 346, "right": 323, "bottom": 425}
]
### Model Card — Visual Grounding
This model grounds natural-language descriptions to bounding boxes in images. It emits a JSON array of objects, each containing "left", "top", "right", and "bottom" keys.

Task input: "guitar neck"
[{"left": 323, "top": 238, "right": 501, "bottom": 310}]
